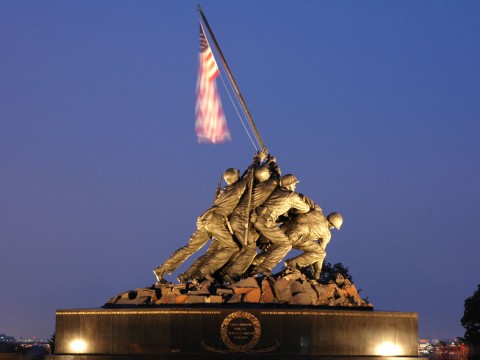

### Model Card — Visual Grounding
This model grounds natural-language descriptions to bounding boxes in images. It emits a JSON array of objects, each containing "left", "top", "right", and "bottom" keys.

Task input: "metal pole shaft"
[{"left": 197, "top": 4, "right": 266, "bottom": 150}]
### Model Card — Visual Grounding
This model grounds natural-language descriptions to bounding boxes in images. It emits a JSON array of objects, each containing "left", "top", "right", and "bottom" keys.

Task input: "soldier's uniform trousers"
[
  {"left": 162, "top": 210, "right": 238, "bottom": 276},
  {"left": 253, "top": 215, "right": 292, "bottom": 274},
  {"left": 284, "top": 236, "right": 326, "bottom": 270},
  {"left": 221, "top": 210, "right": 260, "bottom": 278}
]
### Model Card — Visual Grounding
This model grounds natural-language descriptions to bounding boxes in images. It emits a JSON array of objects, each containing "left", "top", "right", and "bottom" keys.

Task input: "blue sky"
[{"left": 1, "top": 1, "right": 479, "bottom": 341}]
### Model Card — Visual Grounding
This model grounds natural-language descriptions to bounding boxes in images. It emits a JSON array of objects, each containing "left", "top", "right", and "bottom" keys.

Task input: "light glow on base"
[
  {"left": 376, "top": 342, "right": 403, "bottom": 356},
  {"left": 69, "top": 339, "right": 87, "bottom": 353}
]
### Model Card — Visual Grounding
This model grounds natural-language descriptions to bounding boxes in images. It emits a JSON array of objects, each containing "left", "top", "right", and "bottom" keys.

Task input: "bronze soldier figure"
[
  {"left": 153, "top": 167, "right": 249, "bottom": 283},
  {"left": 178, "top": 151, "right": 269, "bottom": 282},
  {"left": 250, "top": 174, "right": 314, "bottom": 277},
  {"left": 221, "top": 156, "right": 281, "bottom": 283},
  {"left": 283, "top": 206, "right": 343, "bottom": 279}
]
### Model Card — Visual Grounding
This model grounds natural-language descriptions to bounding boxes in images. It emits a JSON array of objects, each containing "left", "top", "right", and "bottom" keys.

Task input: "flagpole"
[{"left": 197, "top": 4, "right": 266, "bottom": 150}]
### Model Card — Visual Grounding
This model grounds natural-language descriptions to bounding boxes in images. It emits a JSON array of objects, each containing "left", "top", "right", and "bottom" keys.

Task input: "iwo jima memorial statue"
[{"left": 49, "top": 6, "right": 424, "bottom": 360}]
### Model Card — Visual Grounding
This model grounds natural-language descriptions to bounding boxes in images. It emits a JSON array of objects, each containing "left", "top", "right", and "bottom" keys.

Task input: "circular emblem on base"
[{"left": 221, "top": 311, "right": 261, "bottom": 352}]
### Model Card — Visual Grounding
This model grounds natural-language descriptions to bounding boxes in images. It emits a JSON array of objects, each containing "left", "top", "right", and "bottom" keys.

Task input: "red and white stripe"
[{"left": 195, "top": 23, "right": 231, "bottom": 144}]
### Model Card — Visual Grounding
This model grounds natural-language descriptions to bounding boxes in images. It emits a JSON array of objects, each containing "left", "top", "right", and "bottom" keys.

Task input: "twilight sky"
[{"left": 1, "top": 1, "right": 479, "bottom": 341}]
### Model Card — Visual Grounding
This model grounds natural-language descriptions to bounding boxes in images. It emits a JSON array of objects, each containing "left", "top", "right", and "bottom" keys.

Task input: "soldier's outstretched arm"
[
  {"left": 292, "top": 192, "right": 313, "bottom": 214},
  {"left": 298, "top": 193, "right": 316, "bottom": 210},
  {"left": 268, "top": 156, "right": 281, "bottom": 177}
]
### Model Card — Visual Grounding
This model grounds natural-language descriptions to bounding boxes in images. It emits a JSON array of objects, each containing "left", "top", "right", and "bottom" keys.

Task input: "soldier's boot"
[
  {"left": 177, "top": 273, "right": 192, "bottom": 284},
  {"left": 312, "top": 270, "right": 322, "bottom": 281},
  {"left": 189, "top": 269, "right": 214, "bottom": 283},
  {"left": 153, "top": 266, "right": 168, "bottom": 284},
  {"left": 245, "top": 263, "right": 256, "bottom": 275},
  {"left": 251, "top": 266, "right": 272, "bottom": 278},
  {"left": 222, "top": 273, "right": 238, "bottom": 285},
  {"left": 284, "top": 260, "right": 301, "bottom": 274}
]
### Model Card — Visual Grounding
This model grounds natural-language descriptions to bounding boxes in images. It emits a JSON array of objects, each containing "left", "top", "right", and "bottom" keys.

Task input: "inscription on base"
[{"left": 220, "top": 311, "right": 261, "bottom": 352}]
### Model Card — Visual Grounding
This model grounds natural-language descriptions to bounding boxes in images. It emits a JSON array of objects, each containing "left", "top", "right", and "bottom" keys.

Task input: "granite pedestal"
[{"left": 48, "top": 305, "right": 424, "bottom": 360}]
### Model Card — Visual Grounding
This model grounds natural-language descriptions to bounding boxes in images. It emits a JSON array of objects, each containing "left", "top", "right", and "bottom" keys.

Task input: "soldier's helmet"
[
  {"left": 327, "top": 212, "right": 343, "bottom": 230},
  {"left": 280, "top": 174, "right": 299, "bottom": 187},
  {"left": 254, "top": 166, "right": 271, "bottom": 182},
  {"left": 223, "top": 168, "right": 240, "bottom": 185}
]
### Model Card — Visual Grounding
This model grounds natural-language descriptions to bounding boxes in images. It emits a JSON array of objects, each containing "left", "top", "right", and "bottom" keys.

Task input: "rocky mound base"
[{"left": 105, "top": 273, "right": 372, "bottom": 308}]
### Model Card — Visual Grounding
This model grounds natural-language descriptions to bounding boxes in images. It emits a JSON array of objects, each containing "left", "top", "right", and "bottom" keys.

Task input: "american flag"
[{"left": 195, "top": 23, "right": 231, "bottom": 144}]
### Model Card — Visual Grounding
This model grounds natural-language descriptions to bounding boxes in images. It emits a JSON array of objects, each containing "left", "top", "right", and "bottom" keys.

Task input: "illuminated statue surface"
[{"left": 153, "top": 150, "right": 342, "bottom": 285}]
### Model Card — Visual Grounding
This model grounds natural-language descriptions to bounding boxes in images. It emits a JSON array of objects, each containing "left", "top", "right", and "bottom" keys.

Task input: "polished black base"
[{"left": 48, "top": 305, "right": 424, "bottom": 359}]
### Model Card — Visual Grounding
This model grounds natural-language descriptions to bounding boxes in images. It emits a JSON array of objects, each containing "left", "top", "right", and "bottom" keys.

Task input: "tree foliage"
[
  {"left": 462, "top": 284, "right": 480, "bottom": 357},
  {"left": 319, "top": 262, "right": 353, "bottom": 284},
  {"left": 48, "top": 331, "right": 56, "bottom": 354},
  {"left": 301, "top": 261, "right": 354, "bottom": 284}
]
